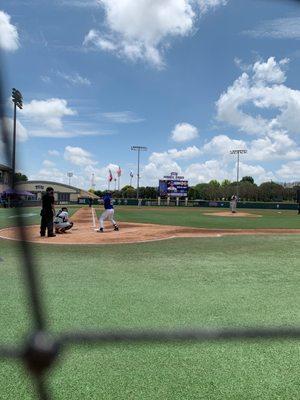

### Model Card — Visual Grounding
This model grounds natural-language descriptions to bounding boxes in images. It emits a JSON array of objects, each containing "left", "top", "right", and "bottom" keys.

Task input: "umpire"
[{"left": 40, "top": 187, "right": 56, "bottom": 237}]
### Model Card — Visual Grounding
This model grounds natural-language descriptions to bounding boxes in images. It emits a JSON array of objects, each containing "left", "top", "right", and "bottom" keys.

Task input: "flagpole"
[
  {"left": 130, "top": 172, "right": 133, "bottom": 187},
  {"left": 108, "top": 169, "right": 113, "bottom": 191}
]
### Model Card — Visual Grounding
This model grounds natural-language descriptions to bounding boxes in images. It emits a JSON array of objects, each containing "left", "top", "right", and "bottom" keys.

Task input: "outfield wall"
[
  {"left": 112, "top": 199, "right": 299, "bottom": 210},
  {"left": 13, "top": 198, "right": 299, "bottom": 210}
]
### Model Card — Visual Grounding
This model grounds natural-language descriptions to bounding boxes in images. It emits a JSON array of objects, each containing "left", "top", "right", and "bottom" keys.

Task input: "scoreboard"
[{"left": 159, "top": 172, "right": 188, "bottom": 197}]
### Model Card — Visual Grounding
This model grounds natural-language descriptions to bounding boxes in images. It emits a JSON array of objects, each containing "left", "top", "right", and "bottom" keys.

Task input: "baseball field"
[{"left": 0, "top": 205, "right": 299, "bottom": 399}]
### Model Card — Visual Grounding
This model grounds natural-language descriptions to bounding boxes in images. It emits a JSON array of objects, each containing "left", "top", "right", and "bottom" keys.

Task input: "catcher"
[{"left": 54, "top": 207, "right": 74, "bottom": 234}]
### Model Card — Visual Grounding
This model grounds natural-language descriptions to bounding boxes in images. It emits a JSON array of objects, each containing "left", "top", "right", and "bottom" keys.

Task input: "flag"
[
  {"left": 130, "top": 171, "right": 134, "bottom": 178},
  {"left": 108, "top": 169, "right": 113, "bottom": 182},
  {"left": 117, "top": 166, "right": 122, "bottom": 177}
]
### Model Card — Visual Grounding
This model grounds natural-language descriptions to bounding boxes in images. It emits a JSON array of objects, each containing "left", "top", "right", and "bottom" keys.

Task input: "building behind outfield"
[
  {"left": 0, "top": 164, "right": 12, "bottom": 193},
  {"left": 15, "top": 180, "right": 99, "bottom": 204}
]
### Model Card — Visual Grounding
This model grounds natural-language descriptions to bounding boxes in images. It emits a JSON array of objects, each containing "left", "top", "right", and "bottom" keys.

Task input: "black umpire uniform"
[{"left": 40, "top": 187, "right": 56, "bottom": 237}]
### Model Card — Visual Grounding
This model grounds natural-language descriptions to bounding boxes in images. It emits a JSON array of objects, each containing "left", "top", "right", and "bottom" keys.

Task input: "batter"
[{"left": 97, "top": 192, "right": 119, "bottom": 233}]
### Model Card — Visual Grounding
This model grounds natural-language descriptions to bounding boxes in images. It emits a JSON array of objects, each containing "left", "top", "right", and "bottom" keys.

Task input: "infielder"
[
  {"left": 54, "top": 207, "right": 74, "bottom": 234},
  {"left": 97, "top": 192, "right": 119, "bottom": 232}
]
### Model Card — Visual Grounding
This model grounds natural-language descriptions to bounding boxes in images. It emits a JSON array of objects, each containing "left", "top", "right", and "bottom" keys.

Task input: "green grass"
[
  {"left": 99, "top": 205, "right": 300, "bottom": 229},
  {"left": 1, "top": 205, "right": 298, "bottom": 231},
  {"left": 0, "top": 231, "right": 299, "bottom": 399},
  {"left": 0, "top": 205, "right": 80, "bottom": 229}
]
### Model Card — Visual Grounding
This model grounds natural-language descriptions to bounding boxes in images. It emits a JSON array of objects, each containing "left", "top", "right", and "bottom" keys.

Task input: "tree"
[
  {"left": 221, "top": 179, "right": 231, "bottom": 187},
  {"left": 241, "top": 176, "right": 254, "bottom": 184},
  {"left": 206, "top": 181, "right": 222, "bottom": 200},
  {"left": 143, "top": 186, "right": 158, "bottom": 198},
  {"left": 121, "top": 185, "right": 134, "bottom": 191},
  {"left": 239, "top": 181, "right": 259, "bottom": 201},
  {"left": 94, "top": 190, "right": 104, "bottom": 197},
  {"left": 209, "top": 179, "right": 220, "bottom": 187},
  {"left": 188, "top": 187, "right": 198, "bottom": 200},
  {"left": 194, "top": 183, "right": 209, "bottom": 199},
  {"left": 259, "top": 182, "right": 284, "bottom": 202},
  {"left": 121, "top": 185, "right": 136, "bottom": 198},
  {"left": 14, "top": 172, "right": 28, "bottom": 182}
]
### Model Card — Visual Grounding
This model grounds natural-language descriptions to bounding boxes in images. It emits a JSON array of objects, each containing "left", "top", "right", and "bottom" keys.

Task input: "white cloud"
[
  {"left": 276, "top": 161, "right": 300, "bottom": 181},
  {"left": 59, "top": 0, "right": 100, "bottom": 7},
  {"left": 244, "top": 17, "right": 300, "bottom": 40},
  {"left": 29, "top": 128, "right": 110, "bottom": 138},
  {"left": 185, "top": 160, "right": 274, "bottom": 185},
  {"left": 141, "top": 145, "right": 201, "bottom": 185},
  {"left": 248, "top": 132, "right": 300, "bottom": 162},
  {"left": 48, "top": 150, "right": 60, "bottom": 156},
  {"left": 252, "top": 57, "right": 288, "bottom": 85},
  {"left": 56, "top": 71, "right": 91, "bottom": 86},
  {"left": 238, "top": 162, "right": 275, "bottom": 182},
  {"left": 216, "top": 57, "right": 300, "bottom": 164},
  {"left": 150, "top": 146, "right": 201, "bottom": 165},
  {"left": 0, "top": 10, "right": 19, "bottom": 52},
  {"left": 216, "top": 57, "right": 300, "bottom": 136},
  {"left": 101, "top": 111, "right": 144, "bottom": 123},
  {"left": 217, "top": 72, "right": 270, "bottom": 135},
  {"left": 185, "top": 159, "right": 230, "bottom": 183},
  {"left": 41, "top": 76, "right": 51, "bottom": 84},
  {"left": 30, "top": 167, "right": 86, "bottom": 188},
  {"left": 203, "top": 134, "right": 246, "bottom": 155},
  {"left": 42, "top": 160, "right": 56, "bottom": 167},
  {"left": 142, "top": 160, "right": 182, "bottom": 186},
  {"left": 30, "top": 168, "right": 66, "bottom": 184},
  {"left": 22, "top": 98, "right": 76, "bottom": 130},
  {"left": 142, "top": 146, "right": 194, "bottom": 185},
  {"left": 197, "top": 0, "right": 227, "bottom": 14},
  {"left": 64, "top": 146, "right": 97, "bottom": 167},
  {"left": 83, "top": 30, "right": 117, "bottom": 51},
  {"left": 85, "top": 163, "right": 119, "bottom": 183},
  {"left": 171, "top": 122, "right": 199, "bottom": 142},
  {"left": 83, "top": 0, "right": 228, "bottom": 68},
  {"left": 3, "top": 117, "right": 28, "bottom": 142},
  {"left": 202, "top": 132, "right": 300, "bottom": 162},
  {"left": 19, "top": 97, "right": 112, "bottom": 138},
  {"left": 30, "top": 161, "right": 121, "bottom": 190},
  {"left": 169, "top": 146, "right": 201, "bottom": 159}
]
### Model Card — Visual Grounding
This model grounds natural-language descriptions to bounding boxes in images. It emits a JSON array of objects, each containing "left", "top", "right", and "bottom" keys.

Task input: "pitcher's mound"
[{"left": 203, "top": 211, "right": 262, "bottom": 218}]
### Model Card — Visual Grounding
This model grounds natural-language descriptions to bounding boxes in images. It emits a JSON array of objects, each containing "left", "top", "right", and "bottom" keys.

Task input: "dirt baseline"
[
  {"left": 1, "top": 207, "right": 299, "bottom": 245},
  {"left": 203, "top": 211, "right": 262, "bottom": 218}
]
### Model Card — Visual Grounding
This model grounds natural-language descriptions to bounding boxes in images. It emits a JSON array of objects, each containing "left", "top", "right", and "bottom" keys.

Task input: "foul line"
[{"left": 91, "top": 207, "right": 97, "bottom": 229}]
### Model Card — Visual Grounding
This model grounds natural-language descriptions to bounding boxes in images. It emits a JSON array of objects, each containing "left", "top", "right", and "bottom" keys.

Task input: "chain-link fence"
[{"left": 1, "top": 1, "right": 300, "bottom": 398}]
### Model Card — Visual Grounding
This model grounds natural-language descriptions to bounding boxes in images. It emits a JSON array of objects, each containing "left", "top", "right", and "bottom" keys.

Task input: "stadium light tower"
[
  {"left": 131, "top": 146, "right": 148, "bottom": 199},
  {"left": 230, "top": 149, "right": 248, "bottom": 200},
  {"left": 11, "top": 88, "right": 23, "bottom": 189},
  {"left": 67, "top": 172, "right": 73, "bottom": 186}
]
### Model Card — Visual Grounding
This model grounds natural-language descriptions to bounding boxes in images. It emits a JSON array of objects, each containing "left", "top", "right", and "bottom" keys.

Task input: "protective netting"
[{"left": 1, "top": 2, "right": 300, "bottom": 398}]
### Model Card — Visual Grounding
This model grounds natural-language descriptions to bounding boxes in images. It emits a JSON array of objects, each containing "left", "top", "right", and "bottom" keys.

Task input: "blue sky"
[{"left": 1, "top": 0, "right": 300, "bottom": 189}]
